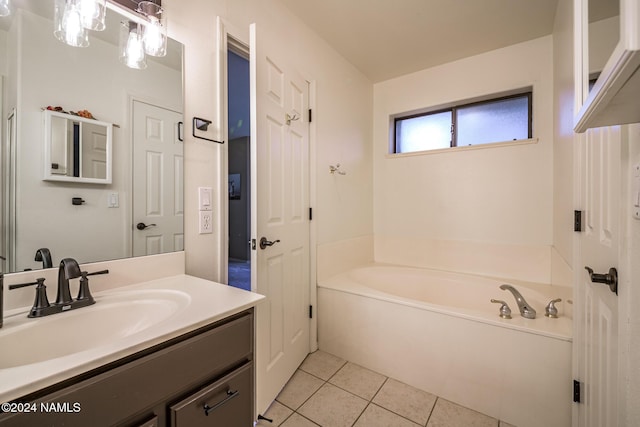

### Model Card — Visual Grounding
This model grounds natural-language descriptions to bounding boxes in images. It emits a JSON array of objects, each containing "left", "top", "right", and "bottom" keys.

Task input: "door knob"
[
  {"left": 136, "top": 222, "right": 157, "bottom": 230},
  {"left": 259, "top": 237, "right": 280, "bottom": 250},
  {"left": 584, "top": 266, "right": 618, "bottom": 295}
]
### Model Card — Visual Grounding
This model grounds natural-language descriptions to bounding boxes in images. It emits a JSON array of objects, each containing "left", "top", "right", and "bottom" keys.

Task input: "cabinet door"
[{"left": 170, "top": 363, "right": 252, "bottom": 427}]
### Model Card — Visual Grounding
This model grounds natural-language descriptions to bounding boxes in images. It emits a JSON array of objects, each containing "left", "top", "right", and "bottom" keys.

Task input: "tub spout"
[{"left": 499, "top": 284, "right": 536, "bottom": 319}]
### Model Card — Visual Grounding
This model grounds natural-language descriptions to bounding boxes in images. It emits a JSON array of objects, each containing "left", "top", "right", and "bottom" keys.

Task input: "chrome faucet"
[{"left": 500, "top": 284, "right": 536, "bottom": 319}]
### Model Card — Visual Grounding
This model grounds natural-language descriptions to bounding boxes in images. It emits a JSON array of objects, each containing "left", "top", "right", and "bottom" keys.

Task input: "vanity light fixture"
[
  {"left": 54, "top": 0, "right": 89, "bottom": 47},
  {"left": 120, "top": 21, "right": 147, "bottom": 69},
  {"left": 53, "top": 0, "right": 106, "bottom": 48},
  {"left": 0, "top": 0, "right": 11, "bottom": 18},
  {"left": 137, "top": 1, "right": 166, "bottom": 57},
  {"left": 79, "top": 0, "right": 107, "bottom": 31}
]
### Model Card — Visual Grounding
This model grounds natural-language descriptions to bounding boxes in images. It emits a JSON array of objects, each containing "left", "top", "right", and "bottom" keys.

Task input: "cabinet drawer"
[{"left": 170, "top": 363, "right": 252, "bottom": 427}]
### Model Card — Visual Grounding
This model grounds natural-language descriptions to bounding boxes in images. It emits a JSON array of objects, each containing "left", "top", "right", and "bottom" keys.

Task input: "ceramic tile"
[
  {"left": 427, "top": 399, "right": 498, "bottom": 427},
  {"left": 329, "top": 362, "right": 387, "bottom": 400},
  {"left": 299, "top": 350, "right": 346, "bottom": 380},
  {"left": 298, "top": 383, "right": 368, "bottom": 427},
  {"left": 281, "top": 413, "right": 320, "bottom": 427},
  {"left": 372, "top": 378, "right": 437, "bottom": 425},
  {"left": 276, "top": 370, "right": 324, "bottom": 410},
  {"left": 354, "top": 404, "right": 422, "bottom": 427},
  {"left": 256, "top": 401, "right": 293, "bottom": 426}
]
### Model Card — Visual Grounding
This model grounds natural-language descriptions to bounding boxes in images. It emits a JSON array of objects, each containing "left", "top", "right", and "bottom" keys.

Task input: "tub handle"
[
  {"left": 490, "top": 299, "right": 512, "bottom": 319},
  {"left": 545, "top": 298, "right": 562, "bottom": 318}
]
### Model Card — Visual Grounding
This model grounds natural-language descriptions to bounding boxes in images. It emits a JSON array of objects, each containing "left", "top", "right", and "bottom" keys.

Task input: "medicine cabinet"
[
  {"left": 43, "top": 110, "right": 113, "bottom": 184},
  {"left": 574, "top": 0, "right": 640, "bottom": 132}
]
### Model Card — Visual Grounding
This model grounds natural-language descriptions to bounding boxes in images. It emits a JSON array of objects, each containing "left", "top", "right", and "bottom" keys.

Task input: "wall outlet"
[{"left": 199, "top": 211, "right": 213, "bottom": 234}]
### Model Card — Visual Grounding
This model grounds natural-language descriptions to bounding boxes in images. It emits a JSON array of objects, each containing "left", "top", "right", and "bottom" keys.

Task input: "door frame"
[{"left": 216, "top": 17, "right": 319, "bottom": 348}]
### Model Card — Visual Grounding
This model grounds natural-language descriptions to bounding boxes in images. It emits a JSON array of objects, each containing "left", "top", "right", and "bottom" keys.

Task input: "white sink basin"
[{"left": 0, "top": 289, "right": 190, "bottom": 369}]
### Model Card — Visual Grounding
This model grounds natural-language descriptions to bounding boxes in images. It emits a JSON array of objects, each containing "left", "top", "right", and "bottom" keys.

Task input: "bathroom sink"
[{"left": 0, "top": 289, "right": 190, "bottom": 369}]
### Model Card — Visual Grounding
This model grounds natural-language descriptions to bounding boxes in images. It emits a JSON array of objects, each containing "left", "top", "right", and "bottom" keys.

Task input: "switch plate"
[
  {"left": 107, "top": 192, "right": 119, "bottom": 208},
  {"left": 198, "top": 187, "right": 212, "bottom": 211},
  {"left": 199, "top": 211, "right": 213, "bottom": 234}
]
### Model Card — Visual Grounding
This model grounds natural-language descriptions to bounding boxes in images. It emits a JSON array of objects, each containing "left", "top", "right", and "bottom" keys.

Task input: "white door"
[
  {"left": 574, "top": 126, "right": 620, "bottom": 427},
  {"left": 132, "top": 100, "right": 184, "bottom": 256},
  {"left": 250, "top": 23, "right": 311, "bottom": 415}
]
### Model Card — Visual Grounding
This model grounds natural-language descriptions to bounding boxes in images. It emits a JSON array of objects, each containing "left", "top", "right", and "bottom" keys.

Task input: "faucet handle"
[
  {"left": 545, "top": 298, "right": 562, "bottom": 318},
  {"left": 9, "top": 278, "right": 51, "bottom": 317},
  {"left": 490, "top": 299, "right": 512, "bottom": 319}
]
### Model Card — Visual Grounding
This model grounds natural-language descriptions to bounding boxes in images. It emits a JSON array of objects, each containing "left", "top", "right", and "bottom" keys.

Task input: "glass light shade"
[
  {"left": 137, "top": 1, "right": 167, "bottom": 57},
  {"left": 78, "top": 0, "right": 106, "bottom": 31},
  {"left": 0, "top": 0, "right": 11, "bottom": 18},
  {"left": 120, "top": 21, "right": 147, "bottom": 70},
  {"left": 54, "top": 0, "right": 89, "bottom": 48}
]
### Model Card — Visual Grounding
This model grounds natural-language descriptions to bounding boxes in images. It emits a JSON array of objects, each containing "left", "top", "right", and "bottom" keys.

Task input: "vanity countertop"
[{"left": 0, "top": 275, "right": 264, "bottom": 403}]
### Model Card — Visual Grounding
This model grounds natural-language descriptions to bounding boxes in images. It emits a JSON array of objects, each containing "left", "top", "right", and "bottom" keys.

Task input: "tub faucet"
[{"left": 500, "top": 284, "right": 536, "bottom": 319}]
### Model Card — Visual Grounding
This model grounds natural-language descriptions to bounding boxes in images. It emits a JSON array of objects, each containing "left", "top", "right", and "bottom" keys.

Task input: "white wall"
[
  {"left": 163, "top": 0, "right": 374, "bottom": 281},
  {"left": 373, "top": 36, "right": 554, "bottom": 283},
  {"left": 11, "top": 9, "right": 181, "bottom": 270},
  {"left": 552, "top": 0, "right": 576, "bottom": 288}
]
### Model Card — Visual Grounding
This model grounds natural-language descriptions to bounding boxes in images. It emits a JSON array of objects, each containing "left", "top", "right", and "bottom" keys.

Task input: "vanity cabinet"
[{"left": 0, "top": 310, "right": 254, "bottom": 427}]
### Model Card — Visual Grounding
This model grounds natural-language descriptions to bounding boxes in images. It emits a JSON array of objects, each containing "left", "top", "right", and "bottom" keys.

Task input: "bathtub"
[{"left": 318, "top": 264, "right": 572, "bottom": 427}]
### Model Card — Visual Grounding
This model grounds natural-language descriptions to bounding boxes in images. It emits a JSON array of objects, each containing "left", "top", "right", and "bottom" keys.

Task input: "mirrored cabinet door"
[{"left": 43, "top": 110, "right": 113, "bottom": 184}]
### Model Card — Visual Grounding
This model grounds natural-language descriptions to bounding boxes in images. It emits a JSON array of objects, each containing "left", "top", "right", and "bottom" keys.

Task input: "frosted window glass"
[
  {"left": 456, "top": 97, "right": 529, "bottom": 146},
  {"left": 395, "top": 111, "right": 451, "bottom": 153}
]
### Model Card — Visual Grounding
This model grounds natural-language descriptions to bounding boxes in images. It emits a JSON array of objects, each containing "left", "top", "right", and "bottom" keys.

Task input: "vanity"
[{"left": 0, "top": 269, "right": 264, "bottom": 427}]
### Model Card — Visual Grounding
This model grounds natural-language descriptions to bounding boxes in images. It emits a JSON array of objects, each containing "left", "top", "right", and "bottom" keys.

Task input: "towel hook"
[
  {"left": 329, "top": 164, "right": 346, "bottom": 175},
  {"left": 286, "top": 113, "right": 300, "bottom": 125}
]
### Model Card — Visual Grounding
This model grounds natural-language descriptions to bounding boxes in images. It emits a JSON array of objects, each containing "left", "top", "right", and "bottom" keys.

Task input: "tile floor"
[{"left": 257, "top": 351, "right": 516, "bottom": 427}]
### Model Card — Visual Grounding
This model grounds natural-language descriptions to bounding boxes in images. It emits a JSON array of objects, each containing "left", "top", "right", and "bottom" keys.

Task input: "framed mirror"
[
  {"left": 44, "top": 110, "right": 113, "bottom": 183},
  {"left": 574, "top": 0, "right": 640, "bottom": 132},
  {"left": 1, "top": 0, "right": 184, "bottom": 273}
]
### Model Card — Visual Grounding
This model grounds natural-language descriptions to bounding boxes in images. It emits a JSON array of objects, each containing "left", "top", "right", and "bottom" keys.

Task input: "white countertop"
[{"left": 0, "top": 275, "right": 264, "bottom": 403}]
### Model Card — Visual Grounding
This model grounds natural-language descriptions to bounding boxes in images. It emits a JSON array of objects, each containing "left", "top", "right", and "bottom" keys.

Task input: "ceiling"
[{"left": 278, "top": 0, "right": 563, "bottom": 83}]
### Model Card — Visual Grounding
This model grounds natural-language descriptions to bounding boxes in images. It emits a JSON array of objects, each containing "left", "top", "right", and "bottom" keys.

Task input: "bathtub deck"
[{"left": 257, "top": 350, "right": 515, "bottom": 427}]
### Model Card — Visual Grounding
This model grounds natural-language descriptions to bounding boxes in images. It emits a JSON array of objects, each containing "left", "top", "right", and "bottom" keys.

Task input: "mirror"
[
  {"left": 586, "top": 0, "right": 619, "bottom": 92},
  {"left": 575, "top": 0, "right": 640, "bottom": 131},
  {"left": 1, "top": 0, "right": 184, "bottom": 273},
  {"left": 44, "top": 110, "right": 113, "bottom": 183}
]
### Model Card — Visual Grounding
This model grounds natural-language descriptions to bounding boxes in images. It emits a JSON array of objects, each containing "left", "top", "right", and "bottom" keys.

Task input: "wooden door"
[
  {"left": 575, "top": 126, "right": 621, "bottom": 426},
  {"left": 132, "top": 100, "right": 183, "bottom": 256},
  {"left": 250, "top": 23, "right": 311, "bottom": 415}
]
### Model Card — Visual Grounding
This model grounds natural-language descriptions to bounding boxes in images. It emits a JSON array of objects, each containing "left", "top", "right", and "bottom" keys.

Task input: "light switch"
[
  {"left": 198, "top": 187, "right": 212, "bottom": 211},
  {"left": 108, "top": 192, "right": 119, "bottom": 208}
]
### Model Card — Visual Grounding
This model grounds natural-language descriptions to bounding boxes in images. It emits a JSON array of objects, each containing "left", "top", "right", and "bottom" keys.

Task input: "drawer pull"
[{"left": 203, "top": 389, "right": 239, "bottom": 416}]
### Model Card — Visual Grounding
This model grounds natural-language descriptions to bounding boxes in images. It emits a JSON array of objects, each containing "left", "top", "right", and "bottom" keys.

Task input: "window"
[{"left": 393, "top": 91, "right": 532, "bottom": 154}]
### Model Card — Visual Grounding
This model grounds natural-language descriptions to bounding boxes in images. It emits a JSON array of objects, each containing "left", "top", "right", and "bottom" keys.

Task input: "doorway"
[{"left": 227, "top": 46, "right": 251, "bottom": 291}]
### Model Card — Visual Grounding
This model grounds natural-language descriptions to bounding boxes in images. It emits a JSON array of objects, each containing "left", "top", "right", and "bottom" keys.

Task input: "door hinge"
[
  {"left": 574, "top": 210, "right": 583, "bottom": 232},
  {"left": 573, "top": 379, "right": 581, "bottom": 403},
  {"left": 309, "top": 305, "right": 313, "bottom": 319},
  {"left": 308, "top": 109, "right": 312, "bottom": 123},
  {"left": 309, "top": 207, "right": 313, "bottom": 221}
]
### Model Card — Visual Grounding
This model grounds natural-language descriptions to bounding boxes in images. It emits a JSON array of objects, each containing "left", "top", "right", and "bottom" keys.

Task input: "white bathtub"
[{"left": 318, "top": 264, "right": 572, "bottom": 427}]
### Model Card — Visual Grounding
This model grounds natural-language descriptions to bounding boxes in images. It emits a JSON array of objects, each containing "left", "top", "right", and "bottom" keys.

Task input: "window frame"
[{"left": 392, "top": 90, "right": 533, "bottom": 154}]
